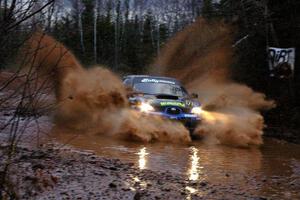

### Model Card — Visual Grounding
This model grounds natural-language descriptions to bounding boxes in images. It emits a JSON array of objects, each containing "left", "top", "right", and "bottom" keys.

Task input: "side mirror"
[{"left": 191, "top": 93, "right": 198, "bottom": 99}]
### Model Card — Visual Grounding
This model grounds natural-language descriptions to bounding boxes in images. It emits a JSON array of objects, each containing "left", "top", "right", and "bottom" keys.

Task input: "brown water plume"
[
  {"left": 23, "top": 32, "right": 190, "bottom": 144},
  {"left": 21, "top": 31, "right": 82, "bottom": 98},
  {"left": 153, "top": 18, "right": 232, "bottom": 84},
  {"left": 154, "top": 18, "right": 275, "bottom": 147},
  {"left": 55, "top": 66, "right": 190, "bottom": 143}
]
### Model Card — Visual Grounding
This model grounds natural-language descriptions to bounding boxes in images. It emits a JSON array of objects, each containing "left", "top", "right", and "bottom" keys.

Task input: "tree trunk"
[
  {"left": 94, "top": 0, "right": 98, "bottom": 63},
  {"left": 156, "top": 23, "right": 160, "bottom": 56},
  {"left": 47, "top": 3, "right": 54, "bottom": 31},
  {"left": 114, "top": 0, "right": 121, "bottom": 70},
  {"left": 77, "top": 0, "right": 85, "bottom": 53}
]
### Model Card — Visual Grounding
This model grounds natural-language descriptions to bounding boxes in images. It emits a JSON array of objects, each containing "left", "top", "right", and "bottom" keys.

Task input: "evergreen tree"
[
  {"left": 81, "top": 0, "right": 96, "bottom": 64},
  {"left": 201, "top": 0, "right": 214, "bottom": 19}
]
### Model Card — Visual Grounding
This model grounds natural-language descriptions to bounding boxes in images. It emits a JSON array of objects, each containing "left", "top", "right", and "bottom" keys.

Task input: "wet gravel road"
[{"left": 1, "top": 141, "right": 300, "bottom": 200}]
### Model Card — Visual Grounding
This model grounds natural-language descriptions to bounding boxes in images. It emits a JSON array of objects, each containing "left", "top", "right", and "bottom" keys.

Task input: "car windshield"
[{"left": 133, "top": 82, "right": 187, "bottom": 97}]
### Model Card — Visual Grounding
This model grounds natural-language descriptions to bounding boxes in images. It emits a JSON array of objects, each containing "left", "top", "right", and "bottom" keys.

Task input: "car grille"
[{"left": 165, "top": 107, "right": 182, "bottom": 115}]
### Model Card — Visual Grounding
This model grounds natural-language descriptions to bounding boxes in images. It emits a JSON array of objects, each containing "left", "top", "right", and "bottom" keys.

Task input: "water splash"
[
  {"left": 153, "top": 18, "right": 275, "bottom": 147},
  {"left": 23, "top": 32, "right": 191, "bottom": 144}
]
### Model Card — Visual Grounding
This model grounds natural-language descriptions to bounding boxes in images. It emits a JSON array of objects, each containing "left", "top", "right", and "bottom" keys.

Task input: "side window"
[
  {"left": 123, "top": 78, "right": 134, "bottom": 95},
  {"left": 181, "top": 86, "right": 188, "bottom": 96},
  {"left": 123, "top": 78, "right": 132, "bottom": 87}
]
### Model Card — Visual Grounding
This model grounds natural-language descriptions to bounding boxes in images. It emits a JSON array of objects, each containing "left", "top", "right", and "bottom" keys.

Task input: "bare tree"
[
  {"left": 70, "top": 0, "right": 85, "bottom": 53},
  {"left": 114, "top": 0, "right": 121, "bottom": 69},
  {"left": 94, "top": 0, "right": 100, "bottom": 63},
  {"left": 0, "top": 1, "right": 56, "bottom": 198}
]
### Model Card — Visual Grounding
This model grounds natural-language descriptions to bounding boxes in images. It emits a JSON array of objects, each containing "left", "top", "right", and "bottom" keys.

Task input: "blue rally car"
[{"left": 123, "top": 75, "right": 202, "bottom": 133}]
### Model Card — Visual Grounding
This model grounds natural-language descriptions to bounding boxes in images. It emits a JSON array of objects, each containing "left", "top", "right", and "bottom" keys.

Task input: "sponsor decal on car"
[
  {"left": 160, "top": 102, "right": 186, "bottom": 107},
  {"left": 141, "top": 78, "right": 176, "bottom": 85},
  {"left": 183, "top": 114, "right": 198, "bottom": 118},
  {"left": 185, "top": 100, "right": 193, "bottom": 106}
]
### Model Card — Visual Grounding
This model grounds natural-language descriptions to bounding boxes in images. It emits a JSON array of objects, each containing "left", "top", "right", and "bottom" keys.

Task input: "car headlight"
[
  {"left": 191, "top": 106, "right": 202, "bottom": 115},
  {"left": 139, "top": 102, "right": 154, "bottom": 113}
]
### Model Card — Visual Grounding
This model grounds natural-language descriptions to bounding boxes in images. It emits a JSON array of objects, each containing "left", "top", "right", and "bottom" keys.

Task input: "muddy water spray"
[
  {"left": 25, "top": 32, "right": 190, "bottom": 143},
  {"left": 154, "top": 18, "right": 275, "bottom": 147}
]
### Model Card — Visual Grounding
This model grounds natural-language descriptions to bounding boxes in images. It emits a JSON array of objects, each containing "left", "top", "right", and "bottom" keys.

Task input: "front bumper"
[{"left": 146, "top": 111, "right": 201, "bottom": 130}]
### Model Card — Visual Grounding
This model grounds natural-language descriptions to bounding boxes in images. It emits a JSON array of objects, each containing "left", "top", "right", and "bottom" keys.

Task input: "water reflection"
[
  {"left": 52, "top": 132, "right": 300, "bottom": 198},
  {"left": 186, "top": 186, "right": 201, "bottom": 200},
  {"left": 137, "top": 147, "right": 148, "bottom": 170},
  {"left": 133, "top": 176, "right": 147, "bottom": 188},
  {"left": 188, "top": 146, "right": 202, "bottom": 181}
]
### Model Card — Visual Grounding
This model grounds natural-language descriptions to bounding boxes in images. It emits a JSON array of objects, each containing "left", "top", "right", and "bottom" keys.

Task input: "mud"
[
  {"left": 54, "top": 67, "right": 190, "bottom": 143},
  {"left": 2, "top": 140, "right": 299, "bottom": 200},
  {"left": 52, "top": 131, "right": 300, "bottom": 200}
]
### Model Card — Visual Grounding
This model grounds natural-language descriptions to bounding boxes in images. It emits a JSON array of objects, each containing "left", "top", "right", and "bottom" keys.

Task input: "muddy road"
[
  {"left": 1, "top": 107, "right": 300, "bottom": 199},
  {"left": 53, "top": 132, "right": 300, "bottom": 199}
]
